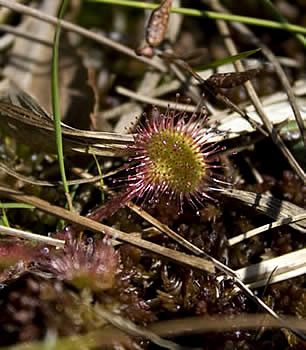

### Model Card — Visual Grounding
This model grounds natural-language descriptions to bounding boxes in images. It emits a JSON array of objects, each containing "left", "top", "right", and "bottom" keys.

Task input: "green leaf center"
[{"left": 146, "top": 129, "right": 206, "bottom": 194}]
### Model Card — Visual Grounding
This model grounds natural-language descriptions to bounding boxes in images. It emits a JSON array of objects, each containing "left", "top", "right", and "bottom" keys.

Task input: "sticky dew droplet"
[
  {"left": 87, "top": 237, "right": 94, "bottom": 244},
  {"left": 42, "top": 247, "right": 49, "bottom": 254}
]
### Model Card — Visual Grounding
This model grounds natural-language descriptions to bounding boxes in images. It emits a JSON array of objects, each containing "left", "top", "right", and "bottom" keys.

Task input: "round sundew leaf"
[{"left": 125, "top": 107, "right": 224, "bottom": 212}]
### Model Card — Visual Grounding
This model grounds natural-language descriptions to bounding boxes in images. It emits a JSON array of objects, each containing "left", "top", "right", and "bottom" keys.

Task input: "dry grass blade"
[
  {"left": 235, "top": 248, "right": 306, "bottom": 289},
  {"left": 116, "top": 85, "right": 197, "bottom": 113},
  {"left": 0, "top": 225, "right": 65, "bottom": 248},
  {"left": 221, "top": 188, "right": 306, "bottom": 232},
  {"left": 95, "top": 305, "right": 182, "bottom": 350},
  {"left": 148, "top": 314, "right": 306, "bottom": 336},
  {"left": 229, "top": 213, "right": 306, "bottom": 246},
  {"left": 0, "top": 162, "right": 56, "bottom": 187},
  {"left": 0, "top": 185, "right": 215, "bottom": 273},
  {"left": 0, "top": 161, "right": 122, "bottom": 187}
]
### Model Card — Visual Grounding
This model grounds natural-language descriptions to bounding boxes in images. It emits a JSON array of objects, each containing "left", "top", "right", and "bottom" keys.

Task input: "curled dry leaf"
[{"left": 206, "top": 68, "right": 261, "bottom": 89}]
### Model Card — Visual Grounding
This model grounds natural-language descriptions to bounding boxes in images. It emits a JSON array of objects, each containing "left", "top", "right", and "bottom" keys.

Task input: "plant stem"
[
  {"left": 88, "top": 0, "right": 306, "bottom": 35},
  {"left": 0, "top": 201, "right": 9, "bottom": 227},
  {"left": 51, "top": 0, "right": 73, "bottom": 210},
  {"left": 0, "top": 203, "right": 35, "bottom": 209},
  {"left": 92, "top": 154, "right": 105, "bottom": 204}
]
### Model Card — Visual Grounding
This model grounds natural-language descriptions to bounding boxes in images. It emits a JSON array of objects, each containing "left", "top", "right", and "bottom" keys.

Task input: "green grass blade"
[
  {"left": 92, "top": 153, "right": 105, "bottom": 204},
  {"left": 0, "top": 203, "right": 35, "bottom": 209},
  {"left": 0, "top": 201, "right": 10, "bottom": 227},
  {"left": 51, "top": 0, "right": 73, "bottom": 210},
  {"left": 193, "top": 48, "right": 261, "bottom": 72},
  {"left": 87, "top": 0, "right": 306, "bottom": 35}
]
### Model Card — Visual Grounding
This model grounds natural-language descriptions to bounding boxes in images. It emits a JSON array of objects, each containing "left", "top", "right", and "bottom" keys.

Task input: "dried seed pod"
[
  {"left": 207, "top": 69, "right": 260, "bottom": 89},
  {"left": 146, "top": 0, "right": 172, "bottom": 47}
]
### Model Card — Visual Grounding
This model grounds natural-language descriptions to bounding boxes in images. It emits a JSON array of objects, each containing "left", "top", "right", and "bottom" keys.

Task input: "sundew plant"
[{"left": 90, "top": 101, "right": 227, "bottom": 221}]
